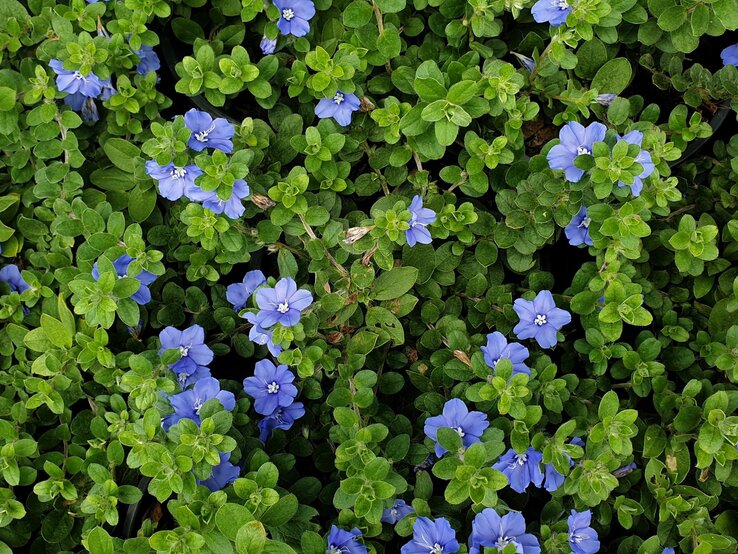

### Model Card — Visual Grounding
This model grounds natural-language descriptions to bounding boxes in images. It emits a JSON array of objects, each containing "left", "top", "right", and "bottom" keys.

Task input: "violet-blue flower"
[
  {"left": 326, "top": 525, "right": 367, "bottom": 554},
  {"left": 547, "top": 121, "right": 607, "bottom": 183},
  {"left": 175, "top": 365, "right": 212, "bottom": 389},
  {"left": 243, "top": 311, "right": 283, "bottom": 356},
  {"left": 613, "top": 462, "right": 637, "bottom": 478},
  {"left": 423, "top": 398, "right": 489, "bottom": 457},
  {"left": 186, "top": 179, "right": 250, "bottom": 219},
  {"left": 184, "top": 108, "right": 235, "bottom": 153},
  {"left": 405, "top": 195, "right": 436, "bottom": 247},
  {"left": 721, "top": 44, "right": 738, "bottom": 66},
  {"left": 662, "top": 548, "right": 675, "bottom": 554},
  {"left": 565, "top": 206, "right": 594, "bottom": 247},
  {"left": 162, "top": 377, "right": 236, "bottom": 431},
  {"left": 481, "top": 331, "right": 530, "bottom": 376},
  {"left": 243, "top": 359, "right": 298, "bottom": 415},
  {"left": 227, "top": 270, "right": 267, "bottom": 311},
  {"left": 512, "top": 290, "right": 571, "bottom": 349},
  {"left": 64, "top": 93, "right": 99, "bottom": 123},
  {"left": 145, "top": 161, "right": 203, "bottom": 201},
  {"left": 469, "top": 509, "right": 541, "bottom": 554},
  {"left": 159, "top": 324, "right": 214, "bottom": 376},
  {"left": 567, "top": 510, "right": 600, "bottom": 554},
  {"left": 274, "top": 0, "right": 315, "bottom": 37},
  {"left": 197, "top": 452, "right": 240, "bottom": 491},
  {"left": 50, "top": 59, "right": 103, "bottom": 97},
  {"left": 315, "top": 90, "right": 361, "bottom": 127},
  {"left": 260, "top": 36, "right": 277, "bottom": 55},
  {"left": 134, "top": 45, "right": 161, "bottom": 75},
  {"left": 616, "top": 130, "right": 654, "bottom": 197},
  {"left": 92, "top": 254, "right": 157, "bottom": 305},
  {"left": 381, "top": 499, "right": 414, "bottom": 524},
  {"left": 401, "top": 517, "right": 460, "bottom": 554},
  {"left": 255, "top": 277, "right": 313, "bottom": 328},
  {"left": 543, "top": 437, "right": 584, "bottom": 492},
  {"left": 531, "top": 0, "right": 572, "bottom": 26},
  {"left": 258, "top": 402, "right": 305, "bottom": 442},
  {"left": 493, "top": 447, "right": 544, "bottom": 493},
  {"left": 0, "top": 265, "right": 30, "bottom": 294}
]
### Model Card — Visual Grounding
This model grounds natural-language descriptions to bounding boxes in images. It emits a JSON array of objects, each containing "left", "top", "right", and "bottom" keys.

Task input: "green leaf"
[
  {"left": 236, "top": 521, "right": 266, "bottom": 554},
  {"left": 85, "top": 527, "right": 114, "bottom": 554},
  {"left": 591, "top": 58, "right": 633, "bottom": 96},
  {"left": 103, "top": 139, "right": 141, "bottom": 173},
  {"left": 343, "top": 1, "right": 374, "bottom": 28},
  {"left": 372, "top": 266, "right": 418, "bottom": 300},
  {"left": 40, "top": 314, "right": 73, "bottom": 349}
]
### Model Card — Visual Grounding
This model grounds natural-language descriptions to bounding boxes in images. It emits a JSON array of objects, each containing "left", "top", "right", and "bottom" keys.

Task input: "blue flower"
[
  {"left": 531, "top": 0, "right": 572, "bottom": 26},
  {"left": 186, "top": 179, "right": 250, "bottom": 219},
  {"left": 63, "top": 93, "right": 99, "bottom": 123},
  {"left": 162, "top": 377, "right": 236, "bottom": 431},
  {"left": 616, "top": 130, "right": 654, "bottom": 197},
  {"left": 662, "top": 548, "right": 675, "bottom": 554},
  {"left": 243, "top": 311, "right": 283, "bottom": 356},
  {"left": 565, "top": 206, "right": 594, "bottom": 247},
  {"left": 260, "top": 36, "right": 277, "bottom": 54},
  {"left": 543, "top": 437, "right": 584, "bottom": 492},
  {"left": 401, "top": 517, "right": 460, "bottom": 554},
  {"left": 274, "top": 0, "right": 315, "bottom": 37},
  {"left": 721, "top": 44, "right": 738, "bottom": 66},
  {"left": 512, "top": 290, "right": 571, "bottom": 349},
  {"left": 381, "top": 499, "right": 414, "bottom": 524},
  {"left": 423, "top": 398, "right": 489, "bottom": 457},
  {"left": 184, "top": 108, "right": 235, "bottom": 153},
  {"left": 227, "top": 270, "right": 267, "bottom": 311},
  {"left": 255, "top": 277, "right": 313, "bottom": 328},
  {"left": 175, "top": 365, "right": 212, "bottom": 389},
  {"left": 0, "top": 265, "right": 30, "bottom": 294},
  {"left": 197, "top": 452, "right": 240, "bottom": 491},
  {"left": 567, "top": 510, "right": 600, "bottom": 554},
  {"left": 469, "top": 509, "right": 541, "bottom": 554},
  {"left": 50, "top": 59, "right": 103, "bottom": 97},
  {"left": 134, "top": 45, "right": 161, "bottom": 75},
  {"left": 481, "top": 331, "right": 530, "bottom": 376},
  {"left": 258, "top": 402, "right": 305, "bottom": 442},
  {"left": 92, "top": 254, "right": 157, "bottom": 305},
  {"left": 145, "top": 161, "right": 203, "bottom": 201},
  {"left": 493, "top": 447, "right": 544, "bottom": 493},
  {"left": 595, "top": 93, "right": 617, "bottom": 106},
  {"left": 512, "top": 52, "right": 536, "bottom": 72},
  {"left": 315, "top": 90, "right": 361, "bottom": 126},
  {"left": 159, "top": 324, "right": 214, "bottom": 377},
  {"left": 100, "top": 79, "right": 116, "bottom": 101},
  {"left": 243, "top": 359, "right": 298, "bottom": 415},
  {"left": 613, "top": 462, "right": 637, "bottom": 478},
  {"left": 405, "top": 195, "right": 436, "bottom": 247},
  {"left": 547, "top": 121, "right": 607, "bottom": 183},
  {"left": 326, "top": 526, "right": 367, "bottom": 554}
]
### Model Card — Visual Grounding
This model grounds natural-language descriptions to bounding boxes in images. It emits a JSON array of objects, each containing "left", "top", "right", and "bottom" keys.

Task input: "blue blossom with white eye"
[
  {"left": 616, "top": 130, "right": 655, "bottom": 197},
  {"left": 162, "top": 377, "right": 236, "bottom": 430},
  {"left": 381, "top": 499, "right": 414, "bottom": 524},
  {"left": 243, "top": 359, "right": 298, "bottom": 415},
  {"left": 175, "top": 365, "right": 211, "bottom": 389},
  {"left": 531, "top": 0, "right": 572, "bottom": 26},
  {"left": 326, "top": 526, "right": 367, "bottom": 554},
  {"left": 400, "top": 517, "right": 460, "bottom": 554},
  {"left": 50, "top": 59, "right": 103, "bottom": 97},
  {"left": 255, "top": 277, "right": 313, "bottom": 328},
  {"left": 260, "top": 37, "right": 277, "bottom": 54},
  {"left": 227, "top": 270, "right": 267, "bottom": 311},
  {"left": 481, "top": 331, "right": 530, "bottom": 376},
  {"left": 274, "top": 0, "right": 315, "bottom": 37},
  {"left": 405, "top": 195, "right": 436, "bottom": 247},
  {"left": 158, "top": 324, "right": 214, "bottom": 376},
  {"left": 186, "top": 179, "right": 250, "bottom": 219},
  {"left": 721, "top": 44, "right": 738, "bottom": 66},
  {"left": 547, "top": 121, "right": 607, "bottom": 183},
  {"left": 0, "top": 265, "right": 30, "bottom": 294},
  {"left": 145, "top": 161, "right": 203, "bottom": 201},
  {"left": 315, "top": 90, "right": 361, "bottom": 126},
  {"left": 423, "top": 398, "right": 489, "bottom": 457},
  {"left": 468, "top": 509, "right": 541, "bottom": 554},
  {"left": 258, "top": 402, "right": 305, "bottom": 442},
  {"left": 565, "top": 206, "right": 594, "bottom": 247},
  {"left": 512, "top": 290, "right": 571, "bottom": 349},
  {"left": 184, "top": 108, "right": 235, "bottom": 153},
  {"left": 493, "top": 447, "right": 544, "bottom": 493},
  {"left": 92, "top": 254, "right": 157, "bottom": 305},
  {"left": 567, "top": 510, "right": 600, "bottom": 554},
  {"left": 197, "top": 452, "right": 240, "bottom": 491}
]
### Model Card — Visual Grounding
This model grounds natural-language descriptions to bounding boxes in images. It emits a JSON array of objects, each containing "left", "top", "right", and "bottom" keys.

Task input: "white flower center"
[
  {"left": 277, "top": 301, "right": 290, "bottom": 313},
  {"left": 576, "top": 145, "right": 591, "bottom": 155},
  {"left": 496, "top": 537, "right": 515, "bottom": 549},
  {"left": 556, "top": 0, "right": 569, "bottom": 9},
  {"left": 429, "top": 544, "right": 444, "bottom": 554},
  {"left": 267, "top": 381, "right": 280, "bottom": 394},
  {"left": 333, "top": 92, "right": 345, "bottom": 105},
  {"left": 455, "top": 426, "right": 465, "bottom": 438},
  {"left": 73, "top": 71, "right": 85, "bottom": 81},
  {"left": 328, "top": 547, "right": 344, "bottom": 554},
  {"left": 516, "top": 454, "right": 528, "bottom": 465},
  {"left": 390, "top": 508, "right": 398, "bottom": 517},
  {"left": 569, "top": 532, "right": 584, "bottom": 544},
  {"left": 172, "top": 167, "right": 187, "bottom": 179},
  {"left": 179, "top": 345, "right": 190, "bottom": 357},
  {"left": 579, "top": 216, "right": 591, "bottom": 228},
  {"left": 194, "top": 122, "right": 216, "bottom": 142},
  {"left": 193, "top": 398, "right": 203, "bottom": 415},
  {"left": 282, "top": 8, "right": 295, "bottom": 20},
  {"left": 178, "top": 373, "right": 187, "bottom": 385},
  {"left": 534, "top": 314, "right": 547, "bottom": 326}
]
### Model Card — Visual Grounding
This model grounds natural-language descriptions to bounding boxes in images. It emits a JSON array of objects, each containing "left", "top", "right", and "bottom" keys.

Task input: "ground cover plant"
[{"left": 2, "top": 0, "right": 738, "bottom": 552}]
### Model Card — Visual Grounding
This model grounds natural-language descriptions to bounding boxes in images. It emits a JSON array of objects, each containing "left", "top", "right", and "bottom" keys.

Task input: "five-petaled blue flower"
[
  {"left": 260, "top": 36, "right": 277, "bottom": 54},
  {"left": 565, "top": 206, "right": 594, "bottom": 247},
  {"left": 184, "top": 108, "right": 235, "bottom": 153},
  {"left": 197, "top": 452, "right": 240, "bottom": 491},
  {"left": 547, "top": 121, "right": 607, "bottom": 183},
  {"left": 469, "top": 509, "right": 541, "bottom": 554},
  {"left": 531, "top": 0, "right": 572, "bottom": 26},
  {"left": 243, "top": 311, "right": 283, "bottom": 356},
  {"left": 424, "top": 398, "right": 489, "bottom": 457},
  {"left": 543, "top": 437, "right": 584, "bottom": 492},
  {"left": 481, "top": 331, "right": 530, "bottom": 376},
  {"left": 326, "top": 525, "right": 367, "bottom": 554},
  {"left": 258, "top": 401, "right": 305, "bottom": 442},
  {"left": 243, "top": 359, "right": 298, "bottom": 415},
  {"left": 315, "top": 90, "right": 361, "bottom": 126},
  {"left": 92, "top": 254, "right": 157, "bottom": 305},
  {"left": 134, "top": 45, "right": 161, "bottom": 75},
  {"left": 50, "top": 59, "right": 103, "bottom": 97},
  {"left": 381, "top": 499, "right": 414, "bottom": 524},
  {"left": 721, "top": 44, "right": 738, "bottom": 66},
  {"left": 255, "top": 277, "right": 313, "bottom": 328},
  {"left": 186, "top": 179, "right": 250, "bottom": 219},
  {"left": 0, "top": 265, "right": 30, "bottom": 294},
  {"left": 227, "top": 270, "right": 267, "bottom": 311},
  {"left": 616, "top": 130, "right": 655, "bottom": 197},
  {"left": 513, "top": 290, "right": 571, "bottom": 349},
  {"left": 405, "top": 195, "right": 436, "bottom": 247},
  {"left": 162, "top": 377, "right": 236, "bottom": 430},
  {"left": 274, "top": 0, "right": 315, "bottom": 37},
  {"left": 493, "top": 447, "right": 544, "bottom": 493},
  {"left": 145, "top": 161, "right": 203, "bottom": 201},
  {"left": 401, "top": 517, "right": 460, "bottom": 554},
  {"left": 159, "top": 324, "right": 214, "bottom": 377},
  {"left": 567, "top": 510, "right": 600, "bottom": 554}
]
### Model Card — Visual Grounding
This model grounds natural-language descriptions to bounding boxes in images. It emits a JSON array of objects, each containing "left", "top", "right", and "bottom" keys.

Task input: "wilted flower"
[
  {"left": 616, "top": 130, "right": 655, "bottom": 197},
  {"left": 531, "top": 0, "right": 572, "bottom": 26},
  {"left": 260, "top": 36, "right": 277, "bottom": 54},
  {"left": 92, "top": 254, "right": 157, "bottom": 305},
  {"left": 613, "top": 462, "right": 637, "bottom": 478},
  {"left": 0, "top": 265, "right": 30, "bottom": 294},
  {"left": 326, "top": 526, "right": 367, "bottom": 554},
  {"left": 721, "top": 44, "right": 738, "bottom": 66},
  {"left": 567, "top": 510, "right": 600, "bottom": 554},
  {"left": 343, "top": 226, "right": 373, "bottom": 245},
  {"left": 64, "top": 93, "right": 100, "bottom": 123},
  {"left": 381, "top": 499, "right": 414, "bottom": 524},
  {"left": 159, "top": 324, "right": 214, "bottom": 376},
  {"left": 512, "top": 290, "right": 571, "bottom": 349},
  {"left": 512, "top": 52, "right": 536, "bottom": 72},
  {"left": 227, "top": 270, "right": 267, "bottom": 311},
  {"left": 255, "top": 277, "right": 313, "bottom": 328},
  {"left": 405, "top": 195, "right": 436, "bottom": 247},
  {"left": 565, "top": 206, "right": 594, "bottom": 247},
  {"left": 493, "top": 447, "right": 544, "bottom": 493},
  {"left": 258, "top": 402, "right": 305, "bottom": 442},
  {"left": 424, "top": 398, "right": 489, "bottom": 457},
  {"left": 184, "top": 108, "right": 235, "bottom": 153},
  {"left": 243, "top": 359, "right": 298, "bottom": 415},
  {"left": 401, "top": 517, "right": 460, "bottom": 554},
  {"left": 469, "top": 509, "right": 541, "bottom": 554},
  {"left": 274, "top": 0, "right": 316, "bottom": 37},
  {"left": 595, "top": 93, "right": 617, "bottom": 106},
  {"left": 162, "top": 377, "right": 236, "bottom": 430},
  {"left": 547, "top": 121, "right": 607, "bottom": 183},
  {"left": 145, "top": 161, "right": 203, "bottom": 201},
  {"left": 197, "top": 452, "right": 240, "bottom": 491},
  {"left": 315, "top": 90, "right": 361, "bottom": 126},
  {"left": 481, "top": 331, "right": 530, "bottom": 376}
]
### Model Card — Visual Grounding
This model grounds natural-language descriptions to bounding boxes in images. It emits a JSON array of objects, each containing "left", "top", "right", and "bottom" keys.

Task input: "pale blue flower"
[
  {"left": 274, "top": 0, "right": 315, "bottom": 37},
  {"left": 547, "top": 121, "right": 607, "bottom": 183},
  {"left": 531, "top": 0, "right": 572, "bottom": 26},
  {"left": 512, "top": 290, "right": 571, "bottom": 349},
  {"left": 315, "top": 90, "right": 361, "bottom": 126}
]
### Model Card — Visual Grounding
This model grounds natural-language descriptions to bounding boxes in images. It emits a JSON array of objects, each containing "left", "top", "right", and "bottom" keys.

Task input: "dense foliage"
[{"left": 2, "top": 0, "right": 738, "bottom": 552}]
